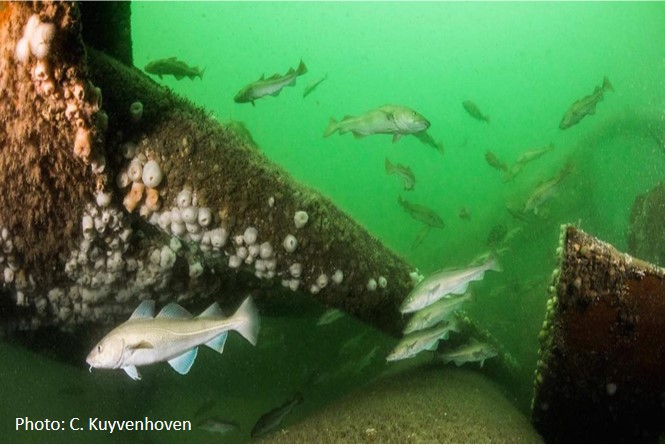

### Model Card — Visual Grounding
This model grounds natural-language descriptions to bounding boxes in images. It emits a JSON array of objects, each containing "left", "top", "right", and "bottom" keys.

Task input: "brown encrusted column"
[
  {"left": 532, "top": 225, "right": 665, "bottom": 442},
  {"left": 0, "top": 1, "right": 414, "bottom": 336}
]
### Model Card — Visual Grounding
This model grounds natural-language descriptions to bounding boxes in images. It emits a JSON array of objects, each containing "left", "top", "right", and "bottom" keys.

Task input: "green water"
[{"left": 4, "top": 1, "right": 665, "bottom": 443}]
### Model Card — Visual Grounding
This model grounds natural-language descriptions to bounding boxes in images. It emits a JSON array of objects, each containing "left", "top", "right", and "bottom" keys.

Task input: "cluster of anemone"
[
  {"left": 16, "top": 15, "right": 105, "bottom": 166},
  {"left": 0, "top": 227, "right": 21, "bottom": 287},
  {"left": 52, "top": 193, "right": 204, "bottom": 326},
  {"left": 117, "top": 150, "right": 164, "bottom": 215}
]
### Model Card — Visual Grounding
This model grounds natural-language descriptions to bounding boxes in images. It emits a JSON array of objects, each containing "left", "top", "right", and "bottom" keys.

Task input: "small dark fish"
[
  {"left": 198, "top": 418, "right": 239, "bottom": 435},
  {"left": 458, "top": 207, "right": 471, "bottom": 221},
  {"left": 144, "top": 57, "right": 205, "bottom": 80},
  {"left": 486, "top": 224, "right": 508, "bottom": 248},
  {"left": 303, "top": 74, "right": 328, "bottom": 98},
  {"left": 414, "top": 131, "right": 445, "bottom": 155},
  {"left": 398, "top": 196, "right": 444, "bottom": 229},
  {"left": 559, "top": 77, "right": 613, "bottom": 130},
  {"left": 385, "top": 157, "right": 415, "bottom": 191},
  {"left": 462, "top": 100, "right": 490, "bottom": 123},
  {"left": 251, "top": 393, "right": 304, "bottom": 438},
  {"left": 485, "top": 151, "right": 508, "bottom": 172}
]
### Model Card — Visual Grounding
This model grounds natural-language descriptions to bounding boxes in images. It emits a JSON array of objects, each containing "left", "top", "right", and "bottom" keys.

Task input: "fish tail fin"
[
  {"left": 323, "top": 118, "right": 339, "bottom": 137},
  {"left": 490, "top": 257, "right": 502, "bottom": 272},
  {"left": 602, "top": 76, "right": 613, "bottom": 92},
  {"left": 297, "top": 59, "right": 308, "bottom": 76},
  {"left": 232, "top": 296, "right": 260, "bottom": 346},
  {"left": 384, "top": 157, "right": 394, "bottom": 174}
]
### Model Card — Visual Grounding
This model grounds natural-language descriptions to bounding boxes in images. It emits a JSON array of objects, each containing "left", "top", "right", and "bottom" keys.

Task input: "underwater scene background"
[{"left": 3, "top": 1, "right": 665, "bottom": 443}]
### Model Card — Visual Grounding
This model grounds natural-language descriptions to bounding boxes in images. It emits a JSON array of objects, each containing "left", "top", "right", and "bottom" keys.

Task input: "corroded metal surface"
[{"left": 533, "top": 225, "right": 665, "bottom": 442}]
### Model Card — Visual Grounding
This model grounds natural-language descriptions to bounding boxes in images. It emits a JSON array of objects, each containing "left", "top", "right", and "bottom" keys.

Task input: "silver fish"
[
  {"left": 515, "top": 143, "right": 555, "bottom": 164},
  {"left": 386, "top": 319, "right": 461, "bottom": 362},
  {"left": 400, "top": 256, "right": 500, "bottom": 314},
  {"left": 385, "top": 157, "right": 415, "bottom": 191},
  {"left": 251, "top": 393, "right": 304, "bottom": 437},
  {"left": 198, "top": 418, "right": 239, "bottom": 435},
  {"left": 86, "top": 297, "right": 259, "bottom": 380},
  {"left": 438, "top": 338, "right": 498, "bottom": 367},
  {"left": 323, "top": 104, "right": 430, "bottom": 143},
  {"left": 316, "top": 308, "right": 345, "bottom": 326},
  {"left": 523, "top": 162, "right": 573, "bottom": 214},
  {"left": 559, "top": 77, "right": 613, "bottom": 129},
  {"left": 403, "top": 292, "right": 472, "bottom": 334},
  {"left": 234, "top": 60, "right": 308, "bottom": 106}
]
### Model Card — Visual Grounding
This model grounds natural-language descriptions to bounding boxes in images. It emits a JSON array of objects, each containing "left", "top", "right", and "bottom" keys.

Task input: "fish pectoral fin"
[
  {"left": 352, "top": 131, "right": 366, "bottom": 139},
  {"left": 168, "top": 347, "right": 199, "bottom": 375},
  {"left": 123, "top": 365, "right": 142, "bottom": 380},
  {"left": 204, "top": 332, "right": 228, "bottom": 354},
  {"left": 251, "top": 101, "right": 255, "bottom": 107},
  {"left": 392, "top": 133, "right": 402, "bottom": 143},
  {"left": 128, "top": 340, "right": 154, "bottom": 350},
  {"left": 157, "top": 303, "right": 193, "bottom": 319}
]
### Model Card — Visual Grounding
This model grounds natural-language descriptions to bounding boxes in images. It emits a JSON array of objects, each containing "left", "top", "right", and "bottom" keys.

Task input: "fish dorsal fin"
[
  {"left": 200, "top": 302, "right": 225, "bottom": 318},
  {"left": 167, "top": 56, "right": 177, "bottom": 61},
  {"left": 167, "top": 347, "right": 198, "bottom": 375},
  {"left": 268, "top": 73, "right": 281, "bottom": 80},
  {"left": 342, "top": 115, "right": 354, "bottom": 121},
  {"left": 259, "top": 73, "right": 265, "bottom": 80},
  {"left": 129, "top": 300, "right": 155, "bottom": 320},
  {"left": 157, "top": 303, "right": 192, "bottom": 319}
]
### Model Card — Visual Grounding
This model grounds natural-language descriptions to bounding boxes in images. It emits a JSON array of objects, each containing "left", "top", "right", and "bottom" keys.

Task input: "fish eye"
[{"left": 97, "top": 345, "right": 103, "bottom": 353}]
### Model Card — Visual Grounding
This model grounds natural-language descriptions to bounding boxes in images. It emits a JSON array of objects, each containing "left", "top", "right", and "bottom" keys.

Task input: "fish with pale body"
[
  {"left": 403, "top": 292, "right": 472, "bottom": 334},
  {"left": 400, "top": 256, "right": 501, "bottom": 314},
  {"left": 559, "top": 77, "right": 613, "bottom": 129},
  {"left": 438, "top": 338, "right": 498, "bottom": 367},
  {"left": 234, "top": 60, "right": 308, "bottom": 106},
  {"left": 197, "top": 418, "right": 239, "bottom": 435},
  {"left": 324, "top": 105, "right": 430, "bottom": 143},
  {"left": 387, "top": 319, "right": 461, "bottom": 362},
  {"left": 316, "top": 308, "right": 345, "bottom": 326},
  {"left": 86, "top": 297, "right": 260, "bottom": 380},
  {"left": 385, "top": 157, "right": 415, "bottom": 191},
  {"left": 144, "top": 57, "right": 205, "bottom": 80}
]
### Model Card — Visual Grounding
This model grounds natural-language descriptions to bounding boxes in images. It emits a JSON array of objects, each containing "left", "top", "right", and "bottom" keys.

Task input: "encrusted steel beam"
[{"left": 533, "top": 225, "right": 665, "bottom": 442}]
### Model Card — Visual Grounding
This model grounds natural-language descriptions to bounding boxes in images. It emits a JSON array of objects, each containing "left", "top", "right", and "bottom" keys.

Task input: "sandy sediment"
[{"left": 261, "top": 366, "right": 542, "bottom": 443}]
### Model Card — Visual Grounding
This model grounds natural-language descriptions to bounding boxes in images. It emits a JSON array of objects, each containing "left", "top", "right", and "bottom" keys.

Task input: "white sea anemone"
[
  {"left": 243, "top": 227, "right": 258, "bottom": 245},
  {"left": 142, "top": 160, "right": 163, "bottom": 188},
  {"left": 283, "top": 234, "right": 298, "bottom": 253},
  {"left": 289, "top": 263, "right": 302, "bottom": 278},
  {"left": 177, "top": 190, "right": 192, "bottom": 208},
  {"left": 129, "top": 101, "right": 143, "bottom": 123},
  {"left": 197, "top": 208, "right": 212, "bottom": 227},
  {"left": 127, "top": 158, "right": 143, "bottom": 182},
  {"left": 294, "top": 210, "right": 309, "bottom": 229}
]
